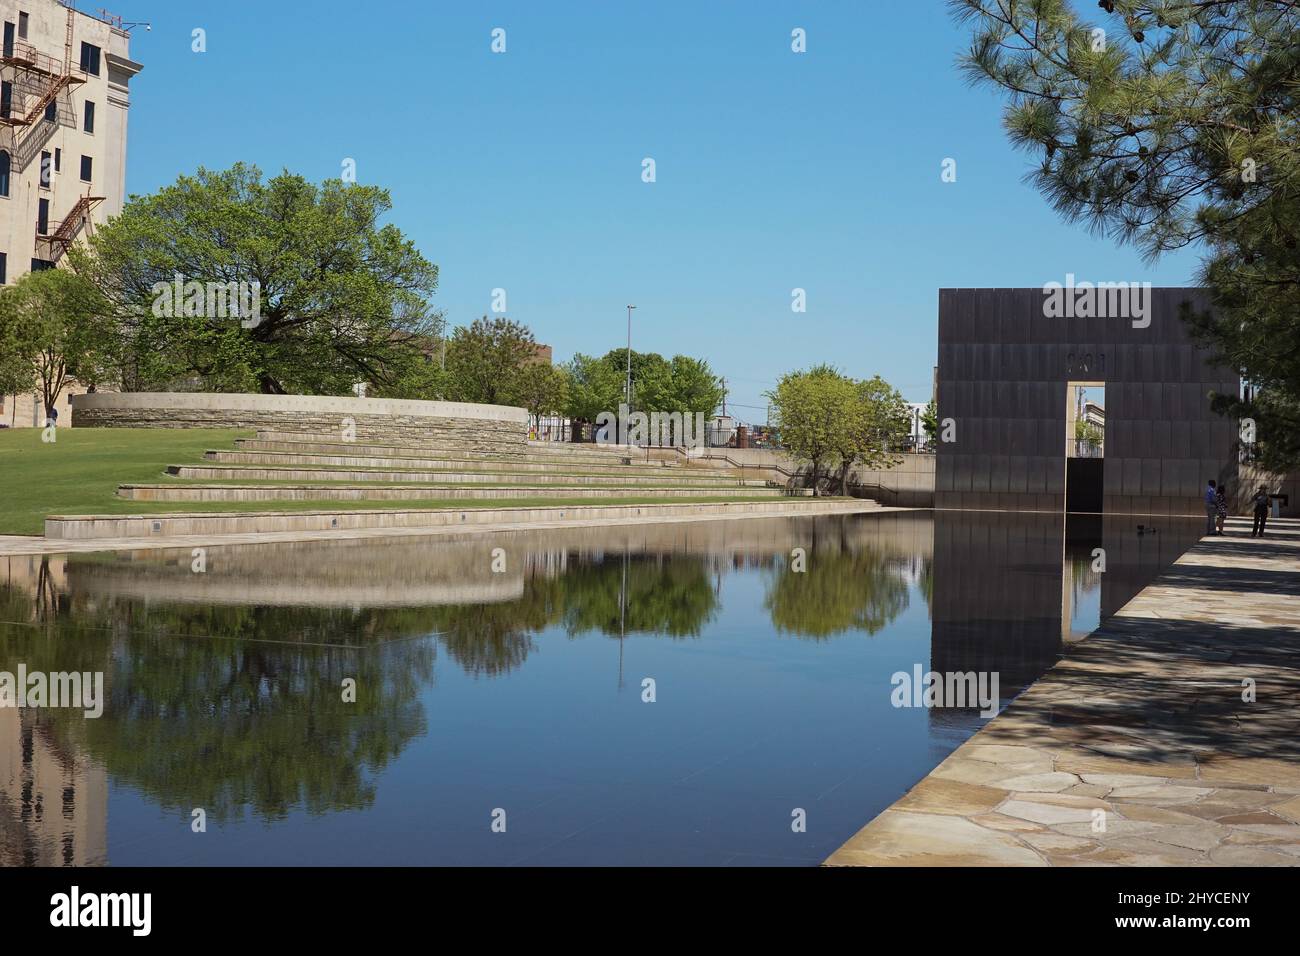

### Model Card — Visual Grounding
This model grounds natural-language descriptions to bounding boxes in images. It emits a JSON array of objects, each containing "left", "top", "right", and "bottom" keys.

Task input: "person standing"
[
  {"left": 1205, "top": 479, "right": 1218, "bottom": 535},
  {"left": 1215, "top": 484, "right": 1228, "bottom": 534},
  {"left": 1252, "top": 484, "right": 1271, "bottom": 538}
]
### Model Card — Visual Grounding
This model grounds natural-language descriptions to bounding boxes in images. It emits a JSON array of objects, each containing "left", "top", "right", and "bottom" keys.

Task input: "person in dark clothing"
[
  {"left": 1252, "top": 485, "right": 1271, "bottom": 538},
  {"left": 1215, "top": 485, "right": 1228, "bottom": 534},
  {"left": 1204, "top": 479, "right": 1218, "bottom": 535}
]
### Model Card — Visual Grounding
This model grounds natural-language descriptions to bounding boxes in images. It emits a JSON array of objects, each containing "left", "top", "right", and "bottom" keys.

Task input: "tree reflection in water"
[
  {"left": 1, "top": 576, "right": 435, "bottom": 822},
  {"left": 763, "top": 527, "right": 912, "bottom": 639}
]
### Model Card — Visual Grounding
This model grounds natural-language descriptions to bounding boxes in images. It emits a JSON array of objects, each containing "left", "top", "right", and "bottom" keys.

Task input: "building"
[
  {"left": 935, "top": 287, "right": 1239, "bottom": 515},
  {"left": 0, "top": 0, "right": 141, "bottom": 427}
]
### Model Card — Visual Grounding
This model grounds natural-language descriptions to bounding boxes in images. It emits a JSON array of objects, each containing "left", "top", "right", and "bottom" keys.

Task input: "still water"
[{"left": 0, "top": 511, "right": 1202, "bottom": 866}]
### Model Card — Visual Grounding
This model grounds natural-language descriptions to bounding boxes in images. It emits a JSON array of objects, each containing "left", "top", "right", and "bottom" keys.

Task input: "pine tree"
[{"left": 951, "top": 0, "right": 1300, "bottom": 467}]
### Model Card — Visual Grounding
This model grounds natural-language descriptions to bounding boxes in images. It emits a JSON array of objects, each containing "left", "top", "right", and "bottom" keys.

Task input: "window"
[
  {"left": 44, "top": 99, "right": 56, "bottom": 123},
  {"left": 18, "top": 13, "right": 27, "bottom": 40},
  {"left": 40, "top": 150, "right": 50, "bottom": 187},
  {"left": 3, "top": 23, "right": 12, "bottom": 59},
  {"left": 0, "top": 81, "right": 11, "bottom": 120},
  {"left": 37, "top": 198, "right": 48, "bottom": 235},
  {"left": 0, "top": 150, "right": 8, "bottom": 197},
  {"left": 80, "top": 42, "right": 101, "bottom": 76},
  {"left": 0, "top": 253, "right": 6, "bottom": 285},
  {"left": 83, "top": 100, "right": 94, "bottom": 133},
  {"left": 31, "top": 258, "right": 54, "bottom": 272},
  {"left": 54, "top": 148, "right": 61, "bottom": 171},
  {"left": 80, "top": 155, "right": 92, "bottom": 182}
]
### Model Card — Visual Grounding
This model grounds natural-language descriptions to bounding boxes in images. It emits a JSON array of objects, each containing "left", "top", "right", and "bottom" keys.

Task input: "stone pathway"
[{"left": 826, "top": 516, "right": 1300, "bottom": 866}]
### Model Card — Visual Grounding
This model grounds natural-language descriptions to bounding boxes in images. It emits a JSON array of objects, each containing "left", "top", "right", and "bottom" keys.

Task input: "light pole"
[{"left": 625, "top": 305, "right": 636, "bottom": 410}]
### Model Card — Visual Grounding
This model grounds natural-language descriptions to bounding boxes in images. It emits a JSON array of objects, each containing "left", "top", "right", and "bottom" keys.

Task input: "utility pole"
[{"left": 625, "top": 305, "right": 636, "bottom": 410}]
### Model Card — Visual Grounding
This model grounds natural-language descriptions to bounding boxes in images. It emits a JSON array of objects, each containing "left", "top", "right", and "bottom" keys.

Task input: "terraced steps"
[
  {"left": 120, "top": 484, "right": 793, "bottom": 502},
  {"left": 121, "top": 428, "right": 834, "bottom": 515},
  {"left": 248, "top": 431, "right": 690, "bottom": 466},
  {"left": 205, "top": 449, "right": 756, "bottom": 480},
  {"left": 170, "top": 464, "right": 772, "bottom": 487}
]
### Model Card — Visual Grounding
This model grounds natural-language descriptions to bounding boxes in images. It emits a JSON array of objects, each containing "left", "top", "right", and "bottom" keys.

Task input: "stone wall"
[
  {"left": 691, "top": 448, "right": 937, "bottom": 507},
  {"left": 70, "top": 392, "right": 529, "bottom": 452}
]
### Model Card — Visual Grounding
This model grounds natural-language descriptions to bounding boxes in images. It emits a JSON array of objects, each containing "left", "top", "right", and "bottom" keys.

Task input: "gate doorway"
[{"left": 1065, "top": 382, "right": 1104, "bottom": 513}]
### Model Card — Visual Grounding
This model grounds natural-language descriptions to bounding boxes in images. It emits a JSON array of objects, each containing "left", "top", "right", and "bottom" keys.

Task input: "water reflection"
[{"left": 0, "top": 511, "right": 1203, "bottom": 866}]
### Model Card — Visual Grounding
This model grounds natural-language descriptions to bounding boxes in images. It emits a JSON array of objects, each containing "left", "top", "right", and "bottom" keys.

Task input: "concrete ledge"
[
  {"left": 70, "top": 392, "right": 528, "bottom": 448},
  {"left": 72, "top": 391, "right": 526, "bottom": 422},
  {"left": 117, "top": 484, "right": 784, "bottom": 501},
  {"left": 45, "top": 499, "right": 876, "bottom": 540},
  {"left": 169, "top": 466, "right": 767, "bottom": 486}
]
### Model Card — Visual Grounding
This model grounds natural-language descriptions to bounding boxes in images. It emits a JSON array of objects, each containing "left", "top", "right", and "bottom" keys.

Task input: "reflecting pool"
[{"left": 0, "top": 511, "right": 1203, "bottom": 866}]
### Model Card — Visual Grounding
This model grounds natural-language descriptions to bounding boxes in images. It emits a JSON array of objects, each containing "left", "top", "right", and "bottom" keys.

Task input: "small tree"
[
  {"left": 767, "top": 366, "right": 858, "bottom": 496},
  {"left": 504, "top": 362, "right": 571, "bottom": 431},
  {"left": 920, "top": 399, "right": 938, "bottom": 449},
  {"left": 0, "top": 269, "right": 110, "bottom": 421},
  {"left": 564, "top": 353, "right": 625, "bottom": 440},
  {"left": 444, "top": 317, "right": 538, "bottom": 405}
]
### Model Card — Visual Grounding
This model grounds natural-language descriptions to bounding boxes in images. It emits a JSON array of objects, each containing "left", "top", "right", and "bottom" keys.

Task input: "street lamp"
[{"left": 625, "top": 305, "right": 636, "bottom": 409}]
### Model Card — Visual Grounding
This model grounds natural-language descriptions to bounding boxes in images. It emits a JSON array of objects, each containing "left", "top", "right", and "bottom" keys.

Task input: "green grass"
[
  {"left": 0, "top": 428, "right": 252, "bottom": 534},
  {"left": 0, "top": 428, "right": 799, "bottom": 536}
]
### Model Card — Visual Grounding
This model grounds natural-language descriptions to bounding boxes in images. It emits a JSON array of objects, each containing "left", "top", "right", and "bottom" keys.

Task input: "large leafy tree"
[
  {"left": 0, "top": 268, "right": 112, "bottom": 418},
  {"left": 951, "top": 0, "right": 1300, "bottom": 467},
  {"left": 71, "top": 163, "right": 439, "bottom": 395}
]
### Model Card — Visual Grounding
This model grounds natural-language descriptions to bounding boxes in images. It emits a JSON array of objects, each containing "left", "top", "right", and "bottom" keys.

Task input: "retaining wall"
[{"left": 70, "top": 392, "right": 528, "bottom": 451}]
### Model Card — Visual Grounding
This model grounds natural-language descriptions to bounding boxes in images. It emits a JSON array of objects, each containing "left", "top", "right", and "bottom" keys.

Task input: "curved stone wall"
[{"left": 70, "top": 392, "right": 528, "bottom": 451}]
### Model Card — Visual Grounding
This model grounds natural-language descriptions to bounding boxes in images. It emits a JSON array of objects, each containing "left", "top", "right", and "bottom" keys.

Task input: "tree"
[
  {"left": 564, "top": 353, "right": 625, "bottom": 435},
  {"left": 951, "top": 0, "right": 1300, "bottom": 465},
  {"left": 504, "top": 361, "right": 571, "bottom": 424},
  {"left": 0, "top": 268, "right": 110, "bottom": 419},
  {"left": 832, "top": 375, "right": 911, "bottom": 494},
  {"left": 373, "top": 352, "right": 450, "bottom": 402},
  {"left": 71, "top": 162, "right": 439, "bottom": 395},
  {"left": 444, "top": 316, "right": 538, "bottom": 405},
  {"left": 767, "top": 365, "right": 858, "bottom": 496},
  {"left": 668, "top": 355, "right": 726, "bottom": 417},
  {"left": 0, "top": 314, "right": 36, "bottom": 426},
  {"left": 920, "top": 399, "right": 939, "bottom": 448}
]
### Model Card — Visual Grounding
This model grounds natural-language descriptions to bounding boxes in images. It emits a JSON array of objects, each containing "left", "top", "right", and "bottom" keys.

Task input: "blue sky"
[{"left": 117, "top": 0, "right": 1203, "bottom": 417}]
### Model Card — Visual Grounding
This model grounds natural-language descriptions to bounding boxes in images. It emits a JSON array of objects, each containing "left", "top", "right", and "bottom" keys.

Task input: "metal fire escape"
[
  {"left": 1, "top": 4, "right": 104, "bottom": 261},
  {"left": 0, "top": 6, "right": 86, "bottom": 128},
  {"left": 36, "top": 191, "right": 105, "bottom": 262}
]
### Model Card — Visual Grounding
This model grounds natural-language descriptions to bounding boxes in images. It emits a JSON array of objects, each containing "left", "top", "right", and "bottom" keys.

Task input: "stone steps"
[
  {"left": 251, "top": 431, "right": 690, "bottom": 466},
  {"left": 47, "top": 498, "right": 879, "bottom": 540},
  {"left": 232, "top": 443, "right": 700, "bottom": 471},
  {"left": 118, "top": 484, "right": 791, "bottom": 502},
  {"left": 206, "top": 448, "right": 745, "bottom": 478},
  {"left": 169, "top": 465, "right": 772, "bottom": 487}
]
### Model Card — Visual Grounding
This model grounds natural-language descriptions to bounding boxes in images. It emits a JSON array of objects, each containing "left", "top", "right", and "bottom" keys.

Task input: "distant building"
[{"left": 0, "top": 1, "right": 142, "bottom": 427}]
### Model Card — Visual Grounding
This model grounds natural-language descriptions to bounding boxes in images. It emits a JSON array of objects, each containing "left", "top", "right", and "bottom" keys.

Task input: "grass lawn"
[
  {"left": 0, "top": 428, "right": 800, "bottom": 536},
  {"left": 0, "top": 428, "right": 251, "bottom": 535}
]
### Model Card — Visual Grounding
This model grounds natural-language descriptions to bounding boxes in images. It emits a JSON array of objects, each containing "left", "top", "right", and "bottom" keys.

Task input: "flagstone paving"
[{"left": 826, "top": 516, "right": 1300, "bottom": 867}]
